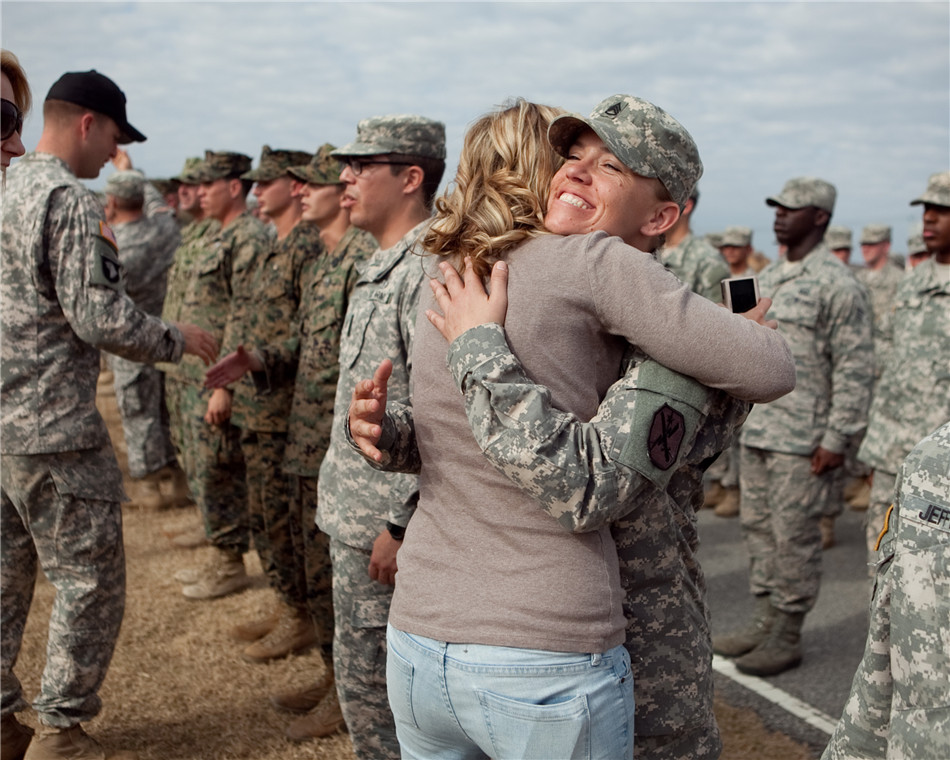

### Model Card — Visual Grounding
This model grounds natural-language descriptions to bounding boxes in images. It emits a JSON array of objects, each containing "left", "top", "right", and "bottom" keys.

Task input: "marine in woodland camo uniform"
[
  {"left": 858, "top": 172, "right": 950, "bottom": 565},
  {"left": 438, "top": 322, "right": 751, "bottom": 760},
  {"left": 823, "top": 420, "right": 950, "bottom": 760},
  {"left": 0, "top": 79, "right": 187, "bottom": 731},
  {"left": 102, "top": 170, "right": 182, "bottom": 479},
  {"left": 737, "top": 179, "right": 873, "bottom": 653}
]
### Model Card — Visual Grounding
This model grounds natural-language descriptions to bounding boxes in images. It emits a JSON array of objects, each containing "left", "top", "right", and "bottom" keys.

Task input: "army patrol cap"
[
  {"left": 202, "top": 150, "right": 253, "bottom": 181},
  {"left": 721, "top": 226, "right": 753, "bottom": 247},
  {"left": 910, "top": 171, "right": 950, "bottom": 207},
  {"left": 289, "top": 143, "right": 344, "bottom": 185},
  {"left": 824, "top": 225, "right": 852, "bottom": 250},
  {"left": 705, "top": 231, "right": 724, "bottom": 249},
  {"left": 907, "top": 229, "right": 927, "bottom": 256},
  {"left": 174, "top": 156, "right": 207, "bottom": 185},
  {"left": 766, "top": 177, "right": 836, "bottom": 213},
  {"left": 46, "top": 69, "right": 146, "bottom": 144},
  {"left": 331, "top": 115, "right": 446, "bottom": 160},
  {"left": 104, "top": 170, "right": 145, "bottom": 203},
  {"left": 547, "top": 94, "right": 703, "bottom": 209},
  {"left": 242, "top": 146, "right": 313, "bottom": 182},
  {"left": 860, "top": 224, "right": 891, "bottom": 245}
]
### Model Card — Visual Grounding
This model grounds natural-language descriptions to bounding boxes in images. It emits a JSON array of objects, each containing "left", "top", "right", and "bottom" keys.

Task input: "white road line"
[{"left": 713, "top": 655, "right": 839, "bottom": 736}]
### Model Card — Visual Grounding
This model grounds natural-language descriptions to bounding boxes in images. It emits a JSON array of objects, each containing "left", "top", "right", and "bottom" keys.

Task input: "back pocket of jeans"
[{"left": 477, "top": 689, "right": 590, "bottom": 760}]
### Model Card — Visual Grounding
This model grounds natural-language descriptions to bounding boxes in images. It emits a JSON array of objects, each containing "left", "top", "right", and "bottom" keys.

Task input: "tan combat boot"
[
  {"left": 846, "top": 477, "right": 871, "bottom": 511},
  {"left": 285, "top": 688, "right": 347, "bottom": 742},
  {"left": 712, "top": 595, "right": 777, "bottom": 657},
  {"left": 161, "top": 464, "right": 194, "bottom": 509},
  {"left": 271, "top": 668, "right": 335, "bottom": 714},
  {"left": 242, "top": 605, "right": 318, "bottom": 662},
  {"left": 702, "top": 481, "right": 725, "bottom": 509},
  {"left": 713, "top": 486, "right": 740, "bottom": 518},
  {"left": 230, "top": 605, "right": 282, "bottom": 643},
  {"left": 128, "top": 472, "right": 164, "bottom": 511},
  {"left": 735, "top": 610, "right": 806, "bottom": 676},
  {"left": 820, "top": 515, "right": 836, "bottom": 549},
  {"left": 23, "top": 724, "right": 136, "bottom": 760},
  {"left": 1, "top": 714, "right": 33, "bottom": 760},
  {"left": 181, "top": 548, "right": 248, "bottom": 600}
]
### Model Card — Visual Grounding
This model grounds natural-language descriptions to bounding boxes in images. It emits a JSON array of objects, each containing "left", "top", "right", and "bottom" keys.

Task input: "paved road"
[{"left": 698, "top": 504, "right": 876, "bottom": 757}]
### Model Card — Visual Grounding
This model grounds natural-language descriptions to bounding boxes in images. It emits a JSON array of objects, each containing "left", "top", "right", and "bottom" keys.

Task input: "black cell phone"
[{"left": 721, "top": 276, "right": 760, "bottom": 313}]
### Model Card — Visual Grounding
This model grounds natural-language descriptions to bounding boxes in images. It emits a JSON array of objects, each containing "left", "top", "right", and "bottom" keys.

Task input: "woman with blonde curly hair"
[
  {"left": 351, "top": 95, "right": 793, "bottom": 759},
  {"left": 1, "top": 50, "right": 30, "bottom": 172}
]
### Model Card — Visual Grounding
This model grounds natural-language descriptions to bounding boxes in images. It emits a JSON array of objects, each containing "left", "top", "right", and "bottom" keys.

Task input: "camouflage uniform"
[
  {"left": 1, "top": 152, "right": 184, "bottom": 727},
  {"left": 854, "top": 262, "right": 904, "bottom": 380},
  {"left": 822, "top": 420, "right": 950, "bottom": 760},
  {"left": 658, "top": 232, "right": 730, "bottom": 303},
  {"left": 103, "top": 171, "right": 182, "bottom": 478},
  {"left": 440, "top": 323, "right": 752, "bottom": 760},
  {"left": 857, "top": 255, "right": 950, "bottom": 558},
  {"left": 161, "top": 152, "right": 269, "bottom": 554},
  {"left": 740, "top": 242, "right": 874, "bottom": 613},
  {"left": 316, "top": 221, "right": 428, "bottom": 760}
]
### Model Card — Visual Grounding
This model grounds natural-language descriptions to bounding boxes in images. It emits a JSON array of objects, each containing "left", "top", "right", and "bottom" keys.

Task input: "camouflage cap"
[
  {"left": 704, "top": 231, "right": 724, "bottom": 249},
  {"left": 173, "top": 156, "right": 207, "bottom": 185},
  {"left": 907, "top": 228, "right": 928, "bottom": 256},
  {"left": 824, "top": 225, "right": 852, "bottom": 250},
  {"left": 331, "top": 115, "right": 446, "bottom": 161},
  {"left": 766, "top": 177, "right": 836, "bottom": 213},
  {"left": 202, "top": 150, "right": 252, "bottom": 181},
  {"left": 104, "top": 170, "right": 145, "bottom": 203},
  {"left": 860, "top": 223, "right": 891, "bottom": 245},
  {"left": 242, "top": 145, "right": 313, "bottom": 182},
  {"left": 910, "top": 170, "right": 950, "bottom": 207},
  {"left": 150, "top": 178, "right": 180, "bottom": 196},
  {"left": 547, "top": 94, "right": 703, "bottom": 209},
  {"left": 286, "top": 143, "right": 341, "bottom": 185},
  {"left": 721, "top": 225, "right": 753, "bottom": 247}
]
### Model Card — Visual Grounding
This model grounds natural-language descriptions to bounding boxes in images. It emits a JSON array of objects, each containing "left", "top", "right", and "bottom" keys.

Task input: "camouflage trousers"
[
  {"left": 293, "top": 477, "right": 334, "bottom": 653},
  {"left": 105, "top": 353, "right": 177, "bottom": 478},
  {"left": 739, "top": 446, "right": 833, "bottom": 613},
  {"left": 705, "top": 439, "right": 739, "bottom": 489},
  {"left": 1, "top": 447, "right": 125, "bottom": 727},
  {"left": 239, "top": 430, "right": 300, "bottom": 606},
  {"left": 329, "top": 539, "right": 399, "bottom": 760},
  {"left": 165, "top": 377, "right": 249, "bottom": 554},
  {"left": 865, "top": 469, "right": 897, "bottom": 567}
]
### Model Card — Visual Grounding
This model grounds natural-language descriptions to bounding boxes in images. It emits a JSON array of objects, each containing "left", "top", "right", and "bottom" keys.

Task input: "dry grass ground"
[{"left": 8, "top": 373, "right": 815, "bottom": 759}]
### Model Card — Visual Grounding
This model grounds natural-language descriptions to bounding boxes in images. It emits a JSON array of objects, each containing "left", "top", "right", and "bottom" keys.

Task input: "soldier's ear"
[{"left": 814, "top": 209, "right": 831, "bottom": 228}]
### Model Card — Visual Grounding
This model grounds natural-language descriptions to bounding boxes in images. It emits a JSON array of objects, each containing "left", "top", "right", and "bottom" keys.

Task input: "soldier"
[
  {"left": 856, "top": 223, "right": 904, "bottom": 379},
  {"left": 905, "top": 225, "right": 931, "bottom": 268},
  {"left": 657, "top": 186, "right": 730, "bottom": 303},
  {"left": 150, "top": 177, "right": 180, "bottom": 212},
  {"left": 825, "top": 224, "right": 854, "bottom": 266},
  {"left": 102, "top": 155, "right": 187, "bottom": 510},
  {"left": 168, "top": 150, "right": 270, "bottom": 601},
  {"left": 714, "top": 177, "right": 874, "bottom": 676},
  {"left": 0, "top": 69, "right": 215, "bottom": 760},
  {"left": 857, "top": 171, "right": 950, "bottom": 568},
  {"left": 823, "top": 420, "right": 950, "bottom": 760},
  {"left": 319, "top": 116, "right": 445, "bottom": 758}
]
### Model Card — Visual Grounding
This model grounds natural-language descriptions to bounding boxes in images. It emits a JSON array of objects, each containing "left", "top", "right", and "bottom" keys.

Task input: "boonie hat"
[
  {"left": 860, "top": 224, "right": 891, "bottom": 245},
  {"left": 824, "top": 225, "right": 852, "bottom": 250},
  {"left": 910, "top": 171, "right": 950, "bottom": 207},
  {"left": 766, "top": 177, "right": 836, "bottom": 214},
  {"left": 46, "top": 70, "right": 145, "bottom": 143},
  {"left": 202, "top": 150, "right": 252, "bottom": 181},
  {"left": 331, "top": 115, "right": 446, "bottom": 161},
  {"left": 547, "top": 94, "right": 703, "bottom": 209},
  {"left": 104, "top": 170, "right": 145, "bottom": 203},
  {"left": 721, "top": 226, "right": 753, "bottom": 247},
  {"left": 289, "top": 143, "right": 344, "bottom": 185},
  {"left": 242, "top": 146, "right": 313, "bottom": 182}
]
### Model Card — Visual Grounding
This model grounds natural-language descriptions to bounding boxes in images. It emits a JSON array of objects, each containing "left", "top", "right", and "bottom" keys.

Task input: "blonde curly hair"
[{"left": 422, "top": 99, "right": 564, "bottom": 277}]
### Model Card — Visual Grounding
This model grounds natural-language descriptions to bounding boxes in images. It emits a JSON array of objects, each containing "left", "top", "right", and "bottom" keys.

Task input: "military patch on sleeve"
[
  {"left": 90, "top": 235, "right": 124, "bottom": 290},
  {"left": 648, "top": 404, "right": 686, "bottom": 470},
  {"left": 98, "top": 221, "right": 118, "bottom": 251}
]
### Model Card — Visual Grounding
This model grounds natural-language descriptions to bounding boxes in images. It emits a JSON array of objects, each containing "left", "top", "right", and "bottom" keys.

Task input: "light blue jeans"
[{"left": 386, "top": 624, "right": 634, "bottom": 760}]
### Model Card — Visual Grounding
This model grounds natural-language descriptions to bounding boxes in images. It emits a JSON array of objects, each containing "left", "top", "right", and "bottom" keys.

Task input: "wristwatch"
[{"left": 386, "top": 521, "right": 406, "bottom": 541}]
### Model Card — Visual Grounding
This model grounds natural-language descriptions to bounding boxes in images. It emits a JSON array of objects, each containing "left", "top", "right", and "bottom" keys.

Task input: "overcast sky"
[{"left": 4, "top": 1, "right": 948, "bottom": 260}]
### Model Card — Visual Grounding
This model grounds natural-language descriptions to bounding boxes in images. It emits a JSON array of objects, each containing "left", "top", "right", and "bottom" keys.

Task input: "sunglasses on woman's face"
[{"left": 2, "top": 98, "right": 24, "bottom": 140}]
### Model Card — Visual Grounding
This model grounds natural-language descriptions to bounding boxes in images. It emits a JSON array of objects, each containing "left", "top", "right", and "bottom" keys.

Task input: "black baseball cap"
[{"left": 46, "top": 70, "right": 146, "bottom": 144}]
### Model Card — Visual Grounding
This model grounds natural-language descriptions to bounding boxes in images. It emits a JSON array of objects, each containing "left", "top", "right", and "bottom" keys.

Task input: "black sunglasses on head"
[{"left": 2, "top": 98, "right": 24, "bottom": 140}]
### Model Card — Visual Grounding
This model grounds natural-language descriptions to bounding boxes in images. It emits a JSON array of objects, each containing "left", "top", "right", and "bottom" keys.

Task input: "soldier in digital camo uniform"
[
  {"left": 823, "top": 420, "right": 950, "bottom": 760},
  {"left": 0, "top": 70, "right": 216, "bottom": 760},
  {"left": 715, "top": 177, "right": 874, "bottom": 677},
  {"left": 168, "top": 151, "right": 270, "bottom": 601},
  {"left": 101, "top": 156, "right": 185, "bottom": 510},
  {"left": 213, "top": 145, "right": 323, "bottom": 664},
  {"left": 857, "top": 171, "right": 950, "bottom": 570},
  {"left": 319, "top": 116, "right": 445, "bottom": 759},
  {"left": 855, "top": 223, "right": 904, "bottom": 380},
  {"left": 657, "top": 186, "right": 730, "bottom": 303}
]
